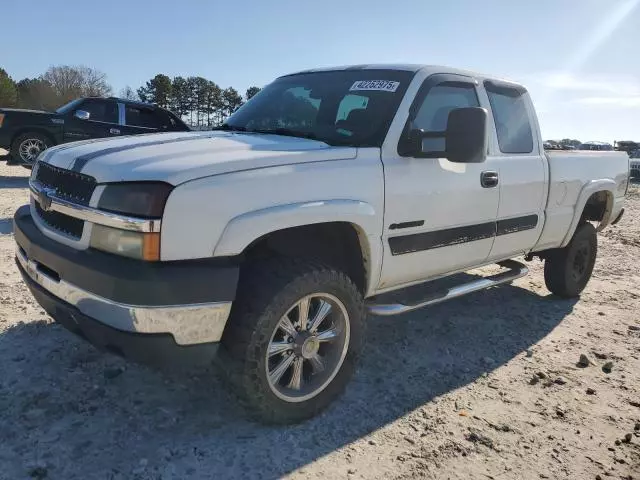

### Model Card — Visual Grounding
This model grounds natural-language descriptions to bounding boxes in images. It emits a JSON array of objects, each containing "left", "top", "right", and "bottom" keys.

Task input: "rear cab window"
[
  {"left": 125, "top": 106, "right": 166, "bottom": 130},
  {"left": 484, "top": 81, "right": 534, "bottom": 154}
]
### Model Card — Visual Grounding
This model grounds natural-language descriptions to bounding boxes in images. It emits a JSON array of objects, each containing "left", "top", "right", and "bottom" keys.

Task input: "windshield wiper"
[
  {"left": 214, "top": 125, "right": 320, "bottom": 142},
  {"left": 247, "top": 128, "right": 318, "bottom": 140},
  {"left": 213, "top": 124, "right": 247, "bottom": 132}
]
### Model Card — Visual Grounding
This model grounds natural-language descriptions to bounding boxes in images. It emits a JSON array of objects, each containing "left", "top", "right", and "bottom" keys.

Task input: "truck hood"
[{"left": 41, "top": 131, "right": 358, "bottom": 184}]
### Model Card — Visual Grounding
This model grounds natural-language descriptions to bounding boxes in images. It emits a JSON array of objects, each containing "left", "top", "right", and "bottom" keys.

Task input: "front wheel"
[
  {"left": 544, "top": 223, "right": 597, "bottom": 298},
  {"left": 221, "top": 259, "right": 365, "bottom": 424}
]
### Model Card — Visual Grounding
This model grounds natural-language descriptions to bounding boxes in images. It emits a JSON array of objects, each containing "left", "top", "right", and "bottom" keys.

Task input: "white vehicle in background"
[
  {"left": 631, "top": 156, "right": 640, "bottom": 178},
  {"left": 14, "top": 64, "right": 629, "bottom": 423}
]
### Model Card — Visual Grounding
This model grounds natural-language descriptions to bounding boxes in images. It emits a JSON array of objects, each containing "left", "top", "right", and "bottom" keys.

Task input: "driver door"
[
  {"left": 378, "top": 74, "right": 500, "bottom": 290},
  {"left": 63, "top": 99, "right": 121, "bottom": 143}
]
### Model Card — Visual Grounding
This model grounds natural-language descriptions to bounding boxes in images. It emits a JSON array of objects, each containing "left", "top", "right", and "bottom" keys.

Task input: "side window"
[
  {"left": 485, "top": 84, "right": 534, "bottom": 154},
  {"left": 413, "top": 84, "right": 479, "bottom": 130},
  {"left": 125, "top": 106, "right": 164, "bottom": 129},
  {"left": 404, "top": 83, "right": 479, "bottom": 154},
  {"left": 79, "top": 100, "right": 118, "bottom": 123}
]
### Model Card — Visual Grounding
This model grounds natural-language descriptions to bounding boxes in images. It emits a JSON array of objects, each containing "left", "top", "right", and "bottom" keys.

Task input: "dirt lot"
[{"left": 0, "top": 162, "right": 638, "bottom": 480}]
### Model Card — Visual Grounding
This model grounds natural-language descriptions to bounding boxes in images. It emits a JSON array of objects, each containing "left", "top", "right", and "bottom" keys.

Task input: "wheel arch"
[
  {"left": 560, "top": 180, "right": 616, "bottom": 247},
  {"left": 11, "top": 128, "right": 57, "bottom": 151},
  {"left": 214, "top": 200, "right": 381, "bottom": 296}
]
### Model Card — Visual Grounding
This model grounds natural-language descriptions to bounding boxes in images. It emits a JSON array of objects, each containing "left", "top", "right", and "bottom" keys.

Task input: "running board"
[{"left": 367, "top": 260, "right": 529, "bottom": 316}]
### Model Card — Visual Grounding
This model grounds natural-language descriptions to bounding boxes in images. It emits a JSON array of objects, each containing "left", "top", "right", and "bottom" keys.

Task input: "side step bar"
[{"left": 367, "top": 260, "right": 528, "bottom": 316}]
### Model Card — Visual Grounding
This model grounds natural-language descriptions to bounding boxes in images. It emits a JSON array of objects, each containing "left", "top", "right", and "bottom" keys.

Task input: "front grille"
[
  {"left": 35, "top": 202, "right": 84, "bottom": 239},
  {"left": 35, "top": 162, "right": 96, "bottom": 206}
]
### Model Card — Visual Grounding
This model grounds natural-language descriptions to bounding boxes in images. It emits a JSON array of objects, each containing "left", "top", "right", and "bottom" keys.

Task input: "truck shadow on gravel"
[
  {"left": 0, "top": 174, "right": 29, "bottom": 189},
  {"left": 0, "top": 284, "right": 576, "bottom": 480},
  {"left": 0, "top": 218, "right": 13, "bottom": 234}
]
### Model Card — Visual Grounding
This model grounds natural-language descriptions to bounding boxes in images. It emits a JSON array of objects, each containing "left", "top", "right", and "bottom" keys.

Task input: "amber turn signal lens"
[
  {"left": 0, "top": 114, "right": 5, "bottom": 128},
  {"left": 142, "top": 233, "right": 160, "bottom": 261}
]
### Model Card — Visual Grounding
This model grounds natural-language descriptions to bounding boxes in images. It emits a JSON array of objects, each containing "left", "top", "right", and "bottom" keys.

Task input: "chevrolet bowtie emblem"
[{"left": 38, "top": 187, "right": 56, "bottom": 211}]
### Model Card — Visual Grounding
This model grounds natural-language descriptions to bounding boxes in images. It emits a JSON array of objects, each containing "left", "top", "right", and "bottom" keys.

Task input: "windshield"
[
  {"left": 224, "top": 69, "right": 415, "bottom": 147},
  {"left": 55, "top": 98, "right": 84, "bottom": 114}
]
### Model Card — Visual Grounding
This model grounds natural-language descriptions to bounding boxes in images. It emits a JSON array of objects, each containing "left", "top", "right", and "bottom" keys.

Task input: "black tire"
[
  {"left": 544, "top": 223, "right": 597, "bottom": 298},
  {"left": 220, "top": 258, "right": 365, "bottom": 424},
  {"left": 10, "top": 132, "right": 51, "bottom": 167}
]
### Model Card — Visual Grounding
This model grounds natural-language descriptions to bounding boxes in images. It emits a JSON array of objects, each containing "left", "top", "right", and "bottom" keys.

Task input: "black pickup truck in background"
[{"left": 0, "top": 97, "right": 190, "bottom": 166}]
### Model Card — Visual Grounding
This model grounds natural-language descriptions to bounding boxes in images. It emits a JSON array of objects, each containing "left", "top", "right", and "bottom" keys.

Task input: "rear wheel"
[
  {"left": 544, "top": 223, "right": 597, "bottom": 298},
  {"left": 10, "top": 132, "right": 50, "bottom": 167},
  {"left": 221, "top": 259, "right": 365, "bottom": 424}
]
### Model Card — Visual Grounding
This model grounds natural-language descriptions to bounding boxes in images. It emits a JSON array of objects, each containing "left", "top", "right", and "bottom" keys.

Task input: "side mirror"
[
  {"left": 445, "top": 107, "right": 487, "bottom": 163},
  {"left": 74, "top": 110, "right": 90, "bottom": 121},
  {"left": 404, "top": 107, "right": 488, "bottom": 163}
]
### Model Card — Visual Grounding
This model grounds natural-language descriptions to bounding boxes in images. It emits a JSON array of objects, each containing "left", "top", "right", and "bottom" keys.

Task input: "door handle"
[
  {"left": 481, "top": 171, "right": 499, "bottom": 188},
  {"left": 110, "top": 128, "right": 121, "bottom": 135}
]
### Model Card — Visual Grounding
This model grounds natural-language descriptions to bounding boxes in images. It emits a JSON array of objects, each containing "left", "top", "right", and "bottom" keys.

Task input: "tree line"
[
  {"left": 0, "top": 65, "right": 260, "bottom": 127},
  {"left": 135, "top": 74, "right": 260, "bottom": 127}
]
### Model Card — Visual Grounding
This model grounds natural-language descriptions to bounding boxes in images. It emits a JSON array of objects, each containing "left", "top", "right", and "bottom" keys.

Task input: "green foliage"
[
  {"left": 16, "top": 78, "right": 57, "bottom": 110},
  {"left": 3, "top": 64, "right": 255, "bottom": 127},
  {"left": 222, "top": 87, "right": 243, "bottom": 117},
  {"left": 245, "top": 86, "right": 261, "bottom": 101},
  {"left": 3, "top": 65, "right": 111, "bottom": 110},
  {"left": 0, "top": 68, "right": 18, "bottom": 107},
  {"left": 170, "top": 76, "right": 190, "bottom": 118},
  {"left": 137, "top": 74, "right": 172, "bottom": 109}
]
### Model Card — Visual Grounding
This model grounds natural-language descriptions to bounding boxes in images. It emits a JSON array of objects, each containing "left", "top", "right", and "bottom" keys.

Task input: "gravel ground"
[{"left": 0, "top": 162, "right": 638, "bottom": 480}]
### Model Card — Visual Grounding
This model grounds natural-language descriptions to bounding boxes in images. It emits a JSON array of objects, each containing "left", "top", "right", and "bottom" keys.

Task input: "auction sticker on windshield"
[{"left": 349, "top": 80, "right": 400, "bottom": 92}]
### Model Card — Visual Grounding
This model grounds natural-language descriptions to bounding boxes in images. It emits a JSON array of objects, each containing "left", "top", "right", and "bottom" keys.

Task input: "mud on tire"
[
  {"left": 220, "top": 258, "right": 366, "bottom": 424},
  {"left": 544, "top": 222, "right": 598, "bottom": 298}
]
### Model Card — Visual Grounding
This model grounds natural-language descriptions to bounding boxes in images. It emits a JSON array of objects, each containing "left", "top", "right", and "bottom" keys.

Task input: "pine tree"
[{"left": 0, "top": 68, "right": 18, "bottom": 107}]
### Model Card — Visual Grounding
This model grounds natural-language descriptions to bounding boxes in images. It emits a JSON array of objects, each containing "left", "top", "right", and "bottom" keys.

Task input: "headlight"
[
  {"left": 90, "top": 182, "right": 171, "bottom": 261},
  {"left": 97, "top": 182, "right": 173, "bottom": 217},
  {"left": 90, "top": 224, "right": 160, "bottom": 261}
]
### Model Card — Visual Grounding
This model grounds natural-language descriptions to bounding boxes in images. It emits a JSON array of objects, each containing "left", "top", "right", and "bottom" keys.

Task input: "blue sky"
[{"left": 2, "top": 0, "right": 638, "bottom": 141}]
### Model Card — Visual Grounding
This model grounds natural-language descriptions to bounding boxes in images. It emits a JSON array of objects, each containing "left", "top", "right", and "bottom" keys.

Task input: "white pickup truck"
[{"left": 14, "top": 64, "right": 629, "bottom": 423}]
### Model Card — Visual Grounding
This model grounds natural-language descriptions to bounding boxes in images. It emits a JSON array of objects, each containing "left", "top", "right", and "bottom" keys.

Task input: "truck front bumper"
[{"left": 13, "top": 205, "right": 239, "bottom": 367}]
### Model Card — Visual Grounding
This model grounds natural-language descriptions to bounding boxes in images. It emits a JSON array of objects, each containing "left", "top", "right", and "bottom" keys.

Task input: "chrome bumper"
[
  {"left": 16, "top": 247, "right": 232, "bottom": 345},
  {"left": 30, "top": 180, "right": 161, "bottom": 233}
]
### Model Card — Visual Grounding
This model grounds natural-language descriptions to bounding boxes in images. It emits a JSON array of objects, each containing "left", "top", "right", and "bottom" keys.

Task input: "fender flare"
[
  {"left": 213, "top": 199, "right": 382, "bottom": 295},
  {"left": 214, "top": 199, "right": 378, "bottom": 257},
  {"left": 560, "top": 179, "right": 615, "bottom": 247},
  {"left": 11, "top": 126, "right": 61, "bottom": 147}
]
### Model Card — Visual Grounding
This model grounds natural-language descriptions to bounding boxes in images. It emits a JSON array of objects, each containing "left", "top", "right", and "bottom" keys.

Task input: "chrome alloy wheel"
[
  {"left": 18, "top": 138, "right": 46, "bottom": 164},
  {"left": 265, "top": 293, "right": 350, "bottom": 402}
]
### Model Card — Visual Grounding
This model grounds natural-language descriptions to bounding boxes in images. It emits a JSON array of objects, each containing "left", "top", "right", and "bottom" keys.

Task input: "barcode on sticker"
[{"left": 349, "top": 80, "right": 400, "bottom": 92}]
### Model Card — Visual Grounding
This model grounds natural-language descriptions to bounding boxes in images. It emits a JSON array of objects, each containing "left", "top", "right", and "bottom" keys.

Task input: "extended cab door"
[
  {"left": 63, "top": 99, "right": 121, "bottom": 142},
  {"left": 121, "top": 104, "right": 188, "bottom": 135},
  {"left": 378, "top": 74, "right": 500, "bottom": 290},
  {"left": 481, "top": 81, "right": 547, "bottom": 261}
]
